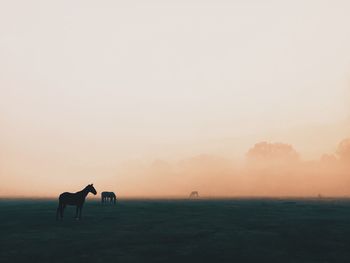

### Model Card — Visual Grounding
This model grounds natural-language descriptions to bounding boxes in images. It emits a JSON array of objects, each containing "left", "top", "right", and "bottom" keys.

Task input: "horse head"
[{"left": 87, "top": 184, "right": 97, "bottom": 195}]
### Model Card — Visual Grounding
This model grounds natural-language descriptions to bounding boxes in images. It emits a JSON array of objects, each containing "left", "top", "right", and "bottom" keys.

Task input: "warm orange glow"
[
  {"left": 1, "top": 1, "right": 350, "bottom": 198},
  {"left": 108, "top": 139, "right": 350, "bottom": 198}
]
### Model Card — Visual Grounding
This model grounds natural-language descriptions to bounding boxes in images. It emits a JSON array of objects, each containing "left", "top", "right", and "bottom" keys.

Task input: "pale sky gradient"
[{"left": 1, "top": 0, "right": 350, "bottom": 197}]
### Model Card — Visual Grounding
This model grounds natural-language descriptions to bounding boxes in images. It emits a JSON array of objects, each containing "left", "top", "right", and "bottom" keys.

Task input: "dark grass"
[{"left": 1, "top": 198, "right": 350, "bottom": 263}]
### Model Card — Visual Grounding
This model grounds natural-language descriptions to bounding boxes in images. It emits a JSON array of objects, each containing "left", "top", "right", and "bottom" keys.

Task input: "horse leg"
[
  {"left": 58, "top": 203, "right": 63, "bottom": 220},
  {"left": 75, "top": 206, "right": 79, "bottom": 219},
  {"left": 60, "top": 204, "right": 66, "bottom": 219},
  {"left": 79, "top": 206, "right": 83, "bottom": 220},
  {"left": 57, "top": 202, "right": 65, "bottom": 220},
  {"left": 56, "top": 202, "right": 62, "bottom": 220}
]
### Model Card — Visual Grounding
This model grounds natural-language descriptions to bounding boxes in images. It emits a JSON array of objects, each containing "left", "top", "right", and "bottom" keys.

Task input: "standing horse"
[
  {"left": 101, "top": 191, "right": 117, "bottom": 204},
  {"left": 56, "top": 184, "right": 97, "bottom": 220}
]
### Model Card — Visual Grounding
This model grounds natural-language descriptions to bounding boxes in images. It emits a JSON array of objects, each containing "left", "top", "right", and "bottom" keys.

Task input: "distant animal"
[
  {"left": 189, "top": 191, "right": 199, "bottom": 199},
  {"left": 101, "top": 191, "right": 117, "bottom": 204},
  {"left": 56, "top": 184, "right": 97, "bottom": 220}
]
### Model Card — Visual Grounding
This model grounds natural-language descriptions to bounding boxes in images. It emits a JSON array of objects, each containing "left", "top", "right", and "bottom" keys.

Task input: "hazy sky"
[{"left": 1, "top": 0, "right": 350, "bottom": 197}]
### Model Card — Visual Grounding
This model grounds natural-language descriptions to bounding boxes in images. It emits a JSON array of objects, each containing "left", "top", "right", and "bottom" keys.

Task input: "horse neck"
[{"left": 79, "top": 187, "right": 90, "bottom": 198}]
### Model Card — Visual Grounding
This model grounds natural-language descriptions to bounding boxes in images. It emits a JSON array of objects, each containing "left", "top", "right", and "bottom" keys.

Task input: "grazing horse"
[
  {"left": 101, "top": 191, "right": 116, "bottom": 204},
  {"left": 189, "top": 191, "right": 199, "bottom": 199},
  {"left": 56, "top": 184, "right": 97, "bottom": 220}
]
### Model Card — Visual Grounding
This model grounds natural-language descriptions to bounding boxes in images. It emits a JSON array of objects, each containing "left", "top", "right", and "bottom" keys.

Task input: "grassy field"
[{"left": 1, "top": 198, "right": 350, "bottom": 263}]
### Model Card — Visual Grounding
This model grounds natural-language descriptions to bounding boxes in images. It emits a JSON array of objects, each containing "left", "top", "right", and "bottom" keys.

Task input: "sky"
[{"left": 1, "top": 0, "right": 350, "bottom": 197}]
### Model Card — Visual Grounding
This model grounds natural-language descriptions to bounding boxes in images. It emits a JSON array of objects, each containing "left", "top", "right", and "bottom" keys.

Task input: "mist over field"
[
  {"left": 2, "top": 137, "right": 350, "bottom": 198},
  {"left": 110, "top": 139, "right": 350, "bottom": 198}
]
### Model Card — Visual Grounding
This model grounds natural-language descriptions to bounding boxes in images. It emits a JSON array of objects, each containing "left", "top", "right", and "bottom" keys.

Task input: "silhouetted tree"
[
  {"left": 246, "top": 142, "right": 299, "bottom": 172},
  {"left": 337, "top": 138, "right": 350, "bottom": 163},
  {"left": 247, "top": 142, "right": 299, "bottom": 161}
]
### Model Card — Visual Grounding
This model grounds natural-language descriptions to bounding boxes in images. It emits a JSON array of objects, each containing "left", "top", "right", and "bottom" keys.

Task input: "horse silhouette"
[
  {"left": 189, "top": 191, "right": 199, "bottom": 199},
  {"left": 101, "top": 191, "right": 116, "bottom": 204},
  {"left": 56, "top": 184, "right": 97, "bottom": 220}
]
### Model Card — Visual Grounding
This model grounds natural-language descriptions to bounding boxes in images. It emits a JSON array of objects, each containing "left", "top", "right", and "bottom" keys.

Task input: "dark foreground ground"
[{"left": 1, "top": 199, "right": 350, "bottom": 263}]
